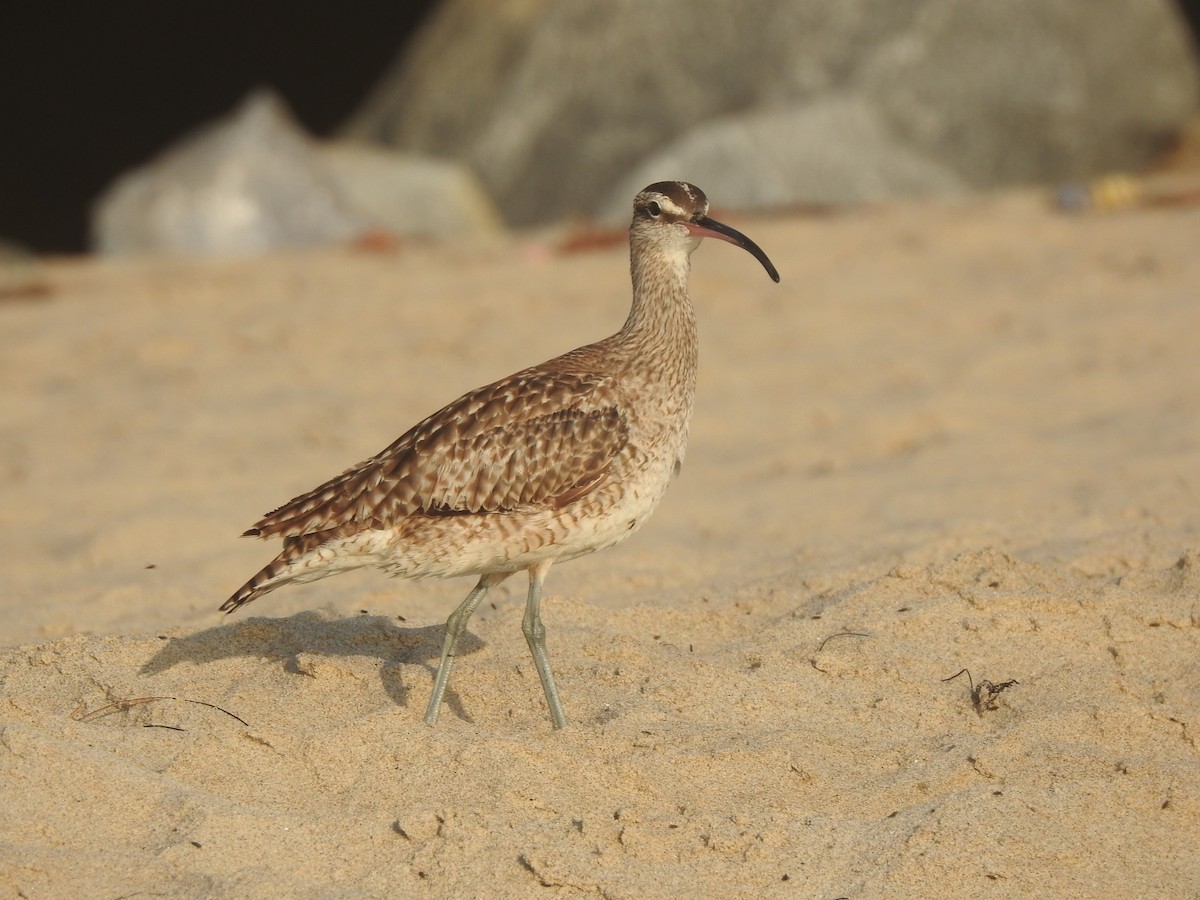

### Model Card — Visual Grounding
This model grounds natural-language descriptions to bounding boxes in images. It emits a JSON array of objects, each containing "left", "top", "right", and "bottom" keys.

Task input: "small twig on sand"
[{"left": 942, "top": 668, "right": 1019, "bottom": 715}]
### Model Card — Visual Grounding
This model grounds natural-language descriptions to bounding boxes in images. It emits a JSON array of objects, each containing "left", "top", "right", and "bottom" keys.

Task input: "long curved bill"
[{"left": 686, "top": 215, "right": 781, "bottom": 283}]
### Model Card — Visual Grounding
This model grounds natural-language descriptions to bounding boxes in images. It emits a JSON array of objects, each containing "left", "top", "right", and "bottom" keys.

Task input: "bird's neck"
[
  {"left": 621, "top": 244, "right": 699, "bottom": 352},
  {"left": 611, "top": 242, "right": 699, "bottom": 421}
]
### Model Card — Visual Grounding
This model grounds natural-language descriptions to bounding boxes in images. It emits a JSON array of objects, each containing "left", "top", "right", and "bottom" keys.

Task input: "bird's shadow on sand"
[{"left": 140, "top": 610, "right": 484, "bottom": 723}]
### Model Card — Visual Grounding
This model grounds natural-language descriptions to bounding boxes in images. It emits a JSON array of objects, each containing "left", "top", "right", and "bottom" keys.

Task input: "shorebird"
[{"left": 222, "top": 181, "right": 779, "bottom": 729}]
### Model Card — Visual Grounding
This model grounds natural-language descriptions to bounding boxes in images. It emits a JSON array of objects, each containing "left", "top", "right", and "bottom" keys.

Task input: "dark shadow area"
[
  {"left": 140, "top": 609, "right": 484, "bottom": 723},
  {"left": 0, "top": 3, "right": 431, "bottom": 252},
  {"left": 1180, "top": 0, "right": 1200, "bottom": 47}
]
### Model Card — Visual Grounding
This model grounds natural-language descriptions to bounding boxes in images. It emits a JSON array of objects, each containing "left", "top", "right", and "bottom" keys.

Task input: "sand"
[{"left": 1, "top": 190, "right": 1198, "bottom": 897}]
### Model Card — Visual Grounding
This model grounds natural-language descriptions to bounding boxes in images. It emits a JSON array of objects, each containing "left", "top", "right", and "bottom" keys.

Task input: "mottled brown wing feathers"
[{"left": 246, "top": 369, "right": 628, "bottom": 541}]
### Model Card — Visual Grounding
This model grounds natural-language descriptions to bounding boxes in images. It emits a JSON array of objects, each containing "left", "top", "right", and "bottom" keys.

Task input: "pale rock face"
[
  {"left": 345, "top": 0, "right": 1200, "bottom": 226},
  {"left": 92, "top": 90, "right": 366, "bottom": 257}
]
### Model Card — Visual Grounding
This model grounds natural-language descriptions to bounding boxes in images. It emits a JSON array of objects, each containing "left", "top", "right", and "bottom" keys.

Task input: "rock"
[
  {"left": 345, "top": 0, "right": 1200, "bottom": 225},
  {"left": 598, "top": 97, "right": 966, "bottom": 222},
  {"left": 92, "top": 90, "right": 366, "bottom": 256},
  {"left": 858, "top": 2, "right": 1200, "bottom": 187},
  {"left": 317, "top": 142, "right": 504, "bottom": 240}
]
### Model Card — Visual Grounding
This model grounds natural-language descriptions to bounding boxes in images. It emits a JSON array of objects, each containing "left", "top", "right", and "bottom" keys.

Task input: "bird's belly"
[{"left": 380, "top": 456, "right": 677, "bottom": 579}]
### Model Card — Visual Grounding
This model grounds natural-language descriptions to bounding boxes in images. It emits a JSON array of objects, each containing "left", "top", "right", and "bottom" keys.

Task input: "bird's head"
[{"left": 631, "top": 182, "right": 780, "bottom": 283}]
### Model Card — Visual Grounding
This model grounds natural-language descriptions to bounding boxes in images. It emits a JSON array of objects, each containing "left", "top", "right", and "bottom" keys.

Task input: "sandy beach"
[{"left": 2, "top": 189, "right": 1198, "bottom": 897}]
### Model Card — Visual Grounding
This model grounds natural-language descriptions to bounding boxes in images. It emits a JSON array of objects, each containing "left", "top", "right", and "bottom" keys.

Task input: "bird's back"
[{"left": 222, "top": 333, "right": 690, "bottom": 610}]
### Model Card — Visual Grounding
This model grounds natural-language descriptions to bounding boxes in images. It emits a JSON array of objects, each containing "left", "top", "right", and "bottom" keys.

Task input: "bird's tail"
[
  {"left": 219, "top": 531, "right": 338, "bottom": 614},
  {"left": 220, "top": 557, "right": 288, "bottom": 614}
]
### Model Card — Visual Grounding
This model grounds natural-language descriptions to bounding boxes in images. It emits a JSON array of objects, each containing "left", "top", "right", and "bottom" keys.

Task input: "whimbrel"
[{"left": 222, "top": 181, "right": 780, "bottom": 729}]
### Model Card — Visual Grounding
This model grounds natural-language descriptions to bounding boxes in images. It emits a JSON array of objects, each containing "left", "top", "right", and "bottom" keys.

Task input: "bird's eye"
[{"left": 646, "top": 201, "right": 661, "bottom": 217}]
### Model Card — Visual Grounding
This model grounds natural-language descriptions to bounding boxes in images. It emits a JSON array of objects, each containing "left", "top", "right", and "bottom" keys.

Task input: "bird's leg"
[
  {"left": 424, "top": 572, "right": 509, "bottom": 726},
  {"left": 522, "top": 559, "right": 567, "bottom": 729}
]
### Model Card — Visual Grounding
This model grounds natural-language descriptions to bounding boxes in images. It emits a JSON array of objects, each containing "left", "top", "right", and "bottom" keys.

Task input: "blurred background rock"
[{"left": 2, "top": 0, "right": 1198, "bottom": 257}]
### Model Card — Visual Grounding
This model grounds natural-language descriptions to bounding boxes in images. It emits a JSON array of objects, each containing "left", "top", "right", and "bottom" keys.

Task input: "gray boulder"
[
  {"left": 345, "top": 0, "right": 1200, "bottom": 225},
  {"left": 598, "top": 97, "right": 966, "bottom": 222},
  {"left": 92, "top": 90, "right": 367, "bottom": 257},
  {"left": 317, "top": 142, "right": 504, "bottom": 240}
]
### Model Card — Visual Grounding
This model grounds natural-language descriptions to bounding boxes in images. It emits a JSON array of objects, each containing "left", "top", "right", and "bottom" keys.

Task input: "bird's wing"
[{"left": 246, "top": 368, "right": 629, "bottom": 541}]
